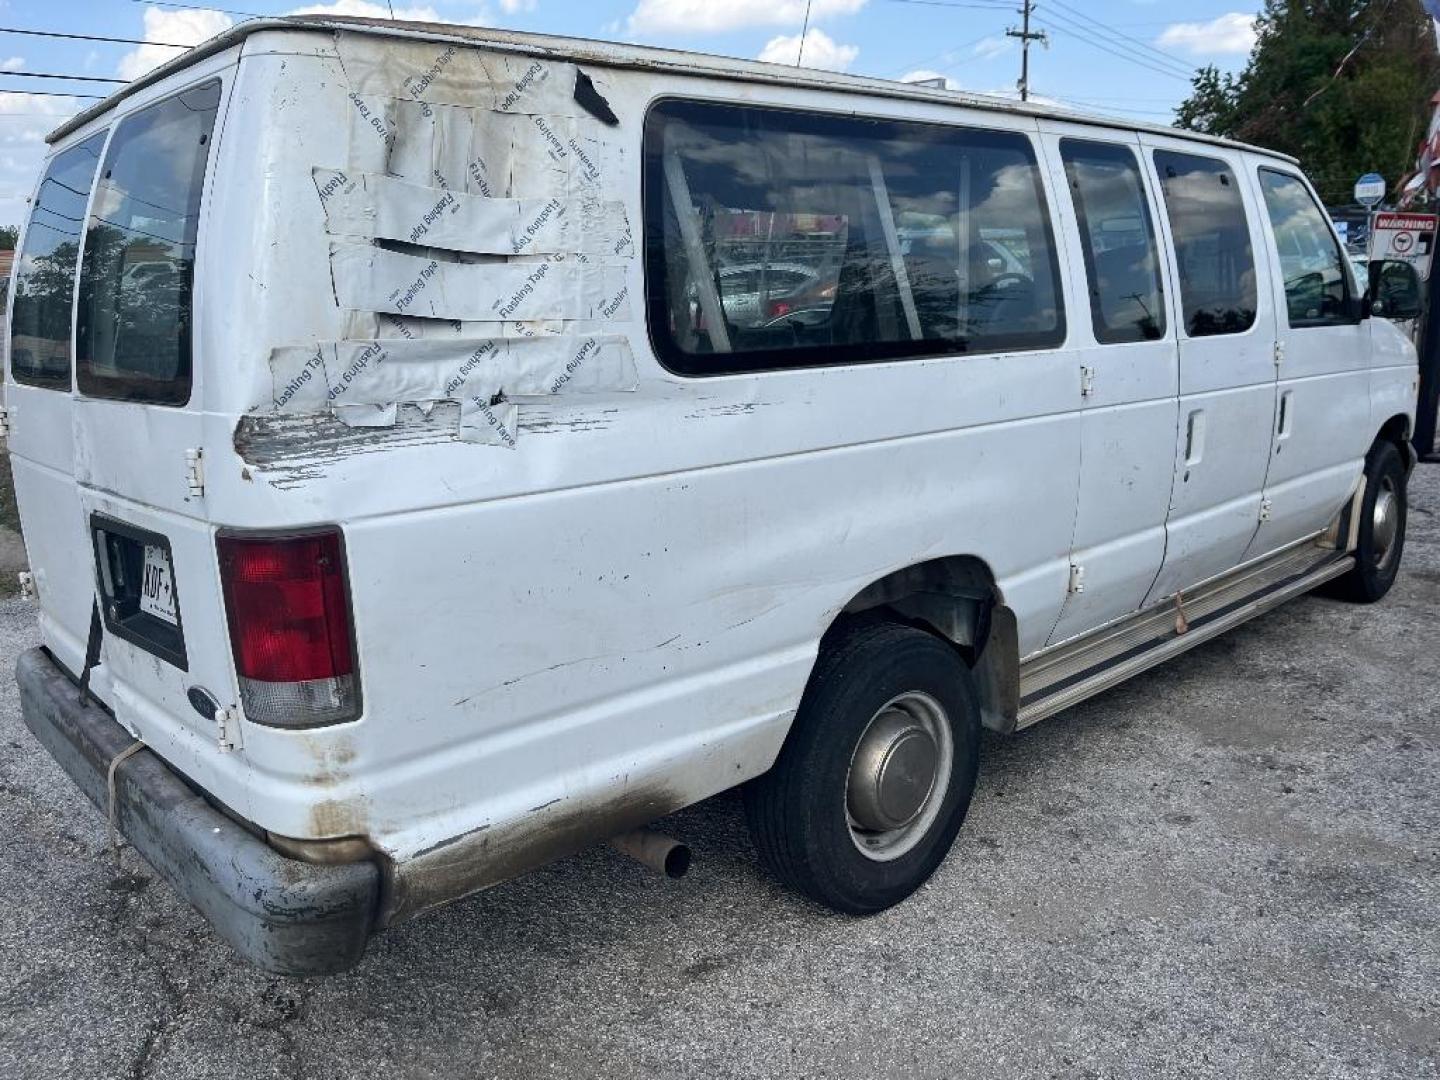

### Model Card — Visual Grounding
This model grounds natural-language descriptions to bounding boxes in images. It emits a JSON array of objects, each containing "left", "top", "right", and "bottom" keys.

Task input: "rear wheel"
[
  {"left": 744, "top": 618, "right": 980, "bottom": 914},
  {"left": 1325, "top": 440, "right": 1407, "bottom": 603}
]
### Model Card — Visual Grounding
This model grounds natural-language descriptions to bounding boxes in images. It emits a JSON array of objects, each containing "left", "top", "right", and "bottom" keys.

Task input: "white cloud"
[
  {"left": 971, "top": 36, "right": 1012, "bottom": 61},
  {"left": 0, "top": 58, "right": 22, "bottom": 73},
  {"left": 757, "top": 28, "right": 858, "bottom": 71},
  {"left": 117, "top": 8, "right": 233, "bottom": 82},
  {"left": 288, "top": 0, "right": 446, "bottom": 21},
  {"left": 1156, "top": 12, "right": 1257, "bottom": 55},
  {"left": 499, "top": 0, "right": 537, "bottom": 11},
  {"left": 629, "top": 0, "right": 865, "bottom": 35}
]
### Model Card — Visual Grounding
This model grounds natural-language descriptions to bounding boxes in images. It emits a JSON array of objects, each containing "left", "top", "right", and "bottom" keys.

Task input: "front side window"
[
  {"left": 1153, "top": 150, "right": 1257, "bottom": 338},
  {"left": 9, "top": 133, "right": 107, "bottom": 388},
  {"left": 76, "top": 80, "right": 221, "bottom": 404},
  {"left": 1257, "top": 169, "right": 1353, "bottom": 327},
  {"left": 645, "top": 100, "right": 1065, "bottom": 375},
  {"left": 1060, "top": 139, "right": 1166, "bottom": 344}
]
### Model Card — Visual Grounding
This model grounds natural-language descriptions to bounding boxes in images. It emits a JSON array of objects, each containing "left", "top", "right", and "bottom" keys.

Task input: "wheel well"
[
  {"left": 835, "top": 556, "right": 1020, "bottom": 733},
  {"left": 1377, "top": 414, "right": 1417, "bottom": 475}
]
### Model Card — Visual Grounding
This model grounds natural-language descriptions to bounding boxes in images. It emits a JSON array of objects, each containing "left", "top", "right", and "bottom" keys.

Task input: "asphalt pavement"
[{"left": 1, "top": 467, "right": 1437, "bottom": 1080}]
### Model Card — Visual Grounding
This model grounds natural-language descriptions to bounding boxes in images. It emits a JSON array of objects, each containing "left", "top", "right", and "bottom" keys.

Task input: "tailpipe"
[{"left": 608, "top": 828, "right": 691, "bottom": 879}]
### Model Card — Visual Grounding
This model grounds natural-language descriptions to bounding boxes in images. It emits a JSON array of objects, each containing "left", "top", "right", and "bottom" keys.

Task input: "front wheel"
[
  {"left": 1325, "top": 440, "right": 1407, "bottom": 603},
  {"left": 744, "top": 618, "right": 981, "bottom": 915}
]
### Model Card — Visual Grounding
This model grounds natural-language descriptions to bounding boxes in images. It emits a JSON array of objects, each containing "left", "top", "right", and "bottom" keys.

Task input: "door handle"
[
  {"left": 1184, "top": 409, "right": 1206, "bottom": 466},
  {"left": 1277, "top": 391, "right": 1293, "bottom": 439}
]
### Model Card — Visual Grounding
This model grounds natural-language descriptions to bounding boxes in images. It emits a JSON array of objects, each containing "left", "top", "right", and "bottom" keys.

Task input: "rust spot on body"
[{"left": 383, "top": 782, "right": 686, "bottom": 926}]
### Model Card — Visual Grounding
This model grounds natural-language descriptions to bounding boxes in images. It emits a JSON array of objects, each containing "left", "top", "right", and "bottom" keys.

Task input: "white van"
[{"left": 9, "top": 17, "right": 1423, "bottom": 975}]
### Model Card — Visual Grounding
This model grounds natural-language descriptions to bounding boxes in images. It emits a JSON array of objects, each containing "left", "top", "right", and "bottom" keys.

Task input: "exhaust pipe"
[{"left": 608, "top": 828, "right": 691, "bottom": 879}]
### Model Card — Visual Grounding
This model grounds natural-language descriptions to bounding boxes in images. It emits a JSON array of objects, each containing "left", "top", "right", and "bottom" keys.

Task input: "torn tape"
[
  {"left": 330, "top": 243, "right": 631, "bottom": 323},
  {"left": 315, "top": 168, "right": 631, "bottom": 257},
  {"left": 266, "top": 333, "right": 638, "bottom": 416},
  {"left": 345, "top": 93, "right": 397, "bottom": 174},
  {"left": 335, "top": 32, "right": 591, "bottom": 116},
  {"left": 371, "top": 312, "right": 571, "bottom": 340}
]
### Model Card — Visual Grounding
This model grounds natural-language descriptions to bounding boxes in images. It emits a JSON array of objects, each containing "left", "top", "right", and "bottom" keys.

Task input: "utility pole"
[{"left": 1006, "top": 0, "right": 1048, "bottom": 102}]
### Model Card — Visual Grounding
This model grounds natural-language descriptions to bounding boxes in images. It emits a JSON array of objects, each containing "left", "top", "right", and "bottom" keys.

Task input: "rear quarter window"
[
  {"left": 75, "top": 80, "right": 221, "bottom": 405},
  {"left": 644, "top": 99, "right": 1065, "bottom": 375}
]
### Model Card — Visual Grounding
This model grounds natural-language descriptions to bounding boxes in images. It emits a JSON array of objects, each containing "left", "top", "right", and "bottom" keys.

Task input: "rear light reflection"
[{"left": 217, "top": 529, "right": 360, "bottom": 728}]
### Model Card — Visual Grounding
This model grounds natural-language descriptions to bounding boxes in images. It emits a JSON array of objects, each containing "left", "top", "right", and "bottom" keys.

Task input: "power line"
[
  {"left": 1044, "top": 0, "right": 1199, "bottom": 74},
  {"left": 0, "top": 71, "right": 127, "bottom": 84},
  {"left": 0, "top": 88, "right": 101, "bottom": 99},
  {"left": 0, "top": 25, "right": 191, "bottom": 48},
  {"left": 1033, "top": 15, "right": 1194, "bottom": 82},
  {"left": 884, "top": 0, "right": 1014, "bottom": 10},
  {"left": 128, "top": 0, "right": 266, "bottom": 19},
  {"left": 1033, "top": 9, "right": 1196, "bottom": 80}
]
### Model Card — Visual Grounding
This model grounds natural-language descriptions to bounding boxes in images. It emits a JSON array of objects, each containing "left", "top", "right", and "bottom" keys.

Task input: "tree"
[
  {"left": 1174, "top": 0, "right": 1440, "bottom": 206},
  {"left": 0, "top": 226, "right": 17, "bottom": 251}
]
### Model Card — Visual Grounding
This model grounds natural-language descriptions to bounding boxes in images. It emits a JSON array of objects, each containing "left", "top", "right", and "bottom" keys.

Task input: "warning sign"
[{"left": 1373, "top": 212, "right": 1438, "bottom": 280}]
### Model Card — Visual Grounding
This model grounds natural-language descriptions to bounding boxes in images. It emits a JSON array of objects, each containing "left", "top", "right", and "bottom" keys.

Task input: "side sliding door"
[
  {"left": 1141, "top": 136, "right": 1280, "bottom": 604},
  {"left": 1038, "top": 125, "right": 1178, "bottom": 645}
]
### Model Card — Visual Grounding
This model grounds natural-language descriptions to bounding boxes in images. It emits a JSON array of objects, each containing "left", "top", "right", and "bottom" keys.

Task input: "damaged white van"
[{"left": 9, "top": 16, "right": 1422, "bottom": 975}]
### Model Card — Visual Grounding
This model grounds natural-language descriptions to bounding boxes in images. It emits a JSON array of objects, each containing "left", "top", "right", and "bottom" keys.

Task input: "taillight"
[{"left": 217, "top": 529, "right": 360, "bottom": 728}]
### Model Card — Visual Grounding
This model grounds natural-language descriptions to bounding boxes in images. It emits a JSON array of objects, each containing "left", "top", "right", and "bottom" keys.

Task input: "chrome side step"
[{"left": 1017, "top": 542, "right": 1353, "bottom": 729}]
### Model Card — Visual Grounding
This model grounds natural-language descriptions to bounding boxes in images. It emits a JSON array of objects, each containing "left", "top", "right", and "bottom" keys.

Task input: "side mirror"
[{"left": 1368, "top": 259, "right": 1424, "bottom": 321}]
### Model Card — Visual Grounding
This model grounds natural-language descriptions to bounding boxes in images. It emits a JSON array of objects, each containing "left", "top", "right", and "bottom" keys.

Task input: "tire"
[
  {"left": 744, "top": 617, "right": 981, "bottom": 915},
  {"left": 1324, "top": 440, "right": 1407, "bottom": 603}
]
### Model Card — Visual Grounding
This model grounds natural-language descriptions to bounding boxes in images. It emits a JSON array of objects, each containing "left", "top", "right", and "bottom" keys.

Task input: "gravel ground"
[{"left": 1, "top": 468, "right": 1438, "bottom": 1080}]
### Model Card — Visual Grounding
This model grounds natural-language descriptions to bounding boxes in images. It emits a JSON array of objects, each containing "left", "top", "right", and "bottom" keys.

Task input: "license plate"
[{"left": 139, "top": 544, "right": 178, "bottom": 625}]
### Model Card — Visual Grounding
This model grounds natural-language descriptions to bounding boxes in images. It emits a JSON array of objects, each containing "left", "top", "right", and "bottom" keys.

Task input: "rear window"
[
  {"left": 644, "top": 100, "right": 1065, "bottom": 375},
  {"left": 9, "top": 133, "right": 107, "bottom": 389},
  {"left": 76, "top": 80, "right": 221, "bottom": 405}
]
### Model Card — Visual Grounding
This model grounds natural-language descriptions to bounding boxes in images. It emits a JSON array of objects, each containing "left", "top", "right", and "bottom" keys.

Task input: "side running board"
[{"left": 1017, "top": 541, "right": 1353, "bottom": 729}]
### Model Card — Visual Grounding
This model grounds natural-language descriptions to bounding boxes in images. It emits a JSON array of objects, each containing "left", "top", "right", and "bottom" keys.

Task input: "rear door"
[
  {"left": 1141, "top": 139, "right": 1280, "bottom": 602},
  {"left": 1244, "top": 162, "right": 1372, "bottom": 556},
  {"left": 7, "top": 130, "right": 108, "bottom": 674},
  {"left": 8, "top": 71, "right": 237, "bottom": 746}
]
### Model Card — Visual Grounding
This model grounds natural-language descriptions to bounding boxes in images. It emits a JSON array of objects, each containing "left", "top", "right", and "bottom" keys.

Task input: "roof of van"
[{"left": 50, "top": 15, "right": 1295, "bottom": 164}]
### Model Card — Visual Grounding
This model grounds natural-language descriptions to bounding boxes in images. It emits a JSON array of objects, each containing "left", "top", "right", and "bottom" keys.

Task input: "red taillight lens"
[{"left": 218, "top": 530, "right": 359, "bottom": 727}]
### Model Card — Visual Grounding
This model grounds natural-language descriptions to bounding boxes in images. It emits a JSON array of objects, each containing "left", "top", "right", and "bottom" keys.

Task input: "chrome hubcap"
[
  {"left": 846, "top": 691, "right": 952, "bottom": 862},
  {"left": 1372, "top": 479, "right": 1399, "bottom": 568}
]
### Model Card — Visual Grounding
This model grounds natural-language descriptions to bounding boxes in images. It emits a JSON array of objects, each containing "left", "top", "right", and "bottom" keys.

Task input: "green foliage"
[
  {"left": 1174, "top": 0, "right": 1440, "bottom": 205},
  {"left": 0, "top": 226, "right": 17, "bottom": 251}
]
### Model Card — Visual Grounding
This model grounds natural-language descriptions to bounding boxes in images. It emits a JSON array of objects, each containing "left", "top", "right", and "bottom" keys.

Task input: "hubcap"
[
  {"left": 846, "top": 692, "right": 953, "bottom": 862},
  {"left": 1372, "top": 478, "right": 1399, "bottom": 568}
]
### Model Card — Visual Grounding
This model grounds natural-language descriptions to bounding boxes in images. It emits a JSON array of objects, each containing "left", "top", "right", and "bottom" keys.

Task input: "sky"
[{"left": 0, "top": 0, "right": 1264, "bottom": 228}]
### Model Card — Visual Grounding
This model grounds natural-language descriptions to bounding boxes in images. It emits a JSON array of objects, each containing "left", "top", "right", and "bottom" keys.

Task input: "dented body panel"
[{"left": 7, "top": 17, "right": 1418, "bottom": 969}]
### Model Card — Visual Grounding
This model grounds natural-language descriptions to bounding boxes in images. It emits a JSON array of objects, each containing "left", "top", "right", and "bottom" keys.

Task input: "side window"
[
  {"left": 1257, "top": 169, "right": 1353, "bottom": 327},
  {"left": 1152, "top": 150, "right": 1257, "bottom": 337},
  {"left": 9, "top": 133, "right": 107, "bottom": 389},
  {"left": 644, "top": 100, "right": 1065, "bottom": 375},
  {"left": 1060, "top": 139, "right": 1166, "bottom": 344},
  {"left": 76, "top": 80, "right": 221, "bottom": 405}
]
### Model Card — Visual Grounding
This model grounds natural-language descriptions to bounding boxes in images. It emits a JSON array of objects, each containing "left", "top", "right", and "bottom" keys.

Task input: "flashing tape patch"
[
  {"left": 315, "top": 168, "right": 631, "bottom": 257},
  {"left": 265, "top": 333, "right": 637, "bottom": 446},
  {"left": 329, "top": 243, "right": 631, "bottom": 323}
]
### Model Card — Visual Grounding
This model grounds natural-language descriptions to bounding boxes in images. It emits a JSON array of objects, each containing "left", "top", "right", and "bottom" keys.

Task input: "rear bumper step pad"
[{"left": 15, "top": 647, "right": 379, "bottom": 975}]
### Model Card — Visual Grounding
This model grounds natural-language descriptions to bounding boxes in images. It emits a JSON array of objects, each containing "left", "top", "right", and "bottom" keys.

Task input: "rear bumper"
[{"left": 15, "top": 647, "right": 380, "bottom": 975}]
